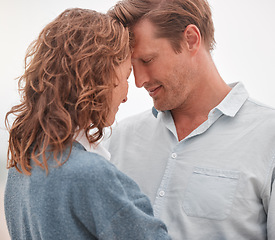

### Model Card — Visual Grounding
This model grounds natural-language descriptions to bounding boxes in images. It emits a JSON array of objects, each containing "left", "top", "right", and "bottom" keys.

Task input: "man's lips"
[{"left": 147, "top": 86, "right": 162, "bottom": 97}]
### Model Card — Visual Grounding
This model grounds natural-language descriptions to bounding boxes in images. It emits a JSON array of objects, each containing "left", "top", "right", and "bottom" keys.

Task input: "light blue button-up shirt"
[{"left": 108, "top": 82, "right": 275, "bottom": 240}]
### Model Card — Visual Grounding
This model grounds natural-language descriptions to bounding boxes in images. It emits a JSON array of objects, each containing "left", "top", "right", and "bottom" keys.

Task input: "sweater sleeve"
[{"left": 70, "top": 154, "right": 171, "bottom": 240}]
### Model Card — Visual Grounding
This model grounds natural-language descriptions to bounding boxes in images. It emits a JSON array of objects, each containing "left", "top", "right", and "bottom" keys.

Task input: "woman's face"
[{"left": 108, "top": 57, "right": 132, "bottom": 125}]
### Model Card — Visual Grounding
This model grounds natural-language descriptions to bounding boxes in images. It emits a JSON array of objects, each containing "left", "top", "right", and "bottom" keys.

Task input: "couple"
[{"left": 5, "top": 0, "right": 275, "bottom": 239}]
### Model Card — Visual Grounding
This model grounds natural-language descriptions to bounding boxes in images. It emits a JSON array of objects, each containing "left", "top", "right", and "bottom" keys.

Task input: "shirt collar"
[
  {"left": 74, "top": 129, "right": 111, "bottom": 160},
  {"left": 214, "top": 82, "right": 249, "bottom": 117},
  {"left": 152, "top": 82, "right": 249, "bottom": 118},
  {"left": 152, "top": 106, "right": 159, "bottom": 118}
]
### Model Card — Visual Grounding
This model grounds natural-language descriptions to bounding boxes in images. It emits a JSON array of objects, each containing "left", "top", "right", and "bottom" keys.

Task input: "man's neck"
[{"left": 171, "top": 78, "right": 231, "bottom": 141}]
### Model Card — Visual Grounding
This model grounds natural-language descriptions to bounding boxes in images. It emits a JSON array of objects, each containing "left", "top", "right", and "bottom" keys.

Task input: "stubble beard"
[
  {"left": 152, "top": 65, "right": 191, "bottom": 112},
  {"left": 152, "top": 88, "right": 180, "bottom": 112},
  {"left": 153, "top": 80, "right": 188, "bottom": 112}
]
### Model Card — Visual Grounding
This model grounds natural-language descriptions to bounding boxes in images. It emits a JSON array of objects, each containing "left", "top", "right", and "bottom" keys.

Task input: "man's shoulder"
[
  {"left": 116, "top": 108, "right": 156, "bottom": 128},
  {"left": 244, "top": 97, "right": 275, "bottom": 117},
  {"left": 108, "top": 108, "right": 159, "bottom": 143},
  {"left": 239, "top": 97, "right": 275, "bottom": 128},
  {"left": 246, "top": 97, "right": 275, "bottom": 110}
]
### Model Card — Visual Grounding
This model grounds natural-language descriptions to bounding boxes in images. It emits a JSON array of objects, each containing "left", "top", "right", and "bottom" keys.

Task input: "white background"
[{"left": 1, "top": 1, "right": 275, "bottom": 239}]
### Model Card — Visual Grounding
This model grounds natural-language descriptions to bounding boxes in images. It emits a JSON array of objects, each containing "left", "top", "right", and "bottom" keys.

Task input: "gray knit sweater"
[{"left": 5, "top": 142, "right": 171, "bottom": 240}]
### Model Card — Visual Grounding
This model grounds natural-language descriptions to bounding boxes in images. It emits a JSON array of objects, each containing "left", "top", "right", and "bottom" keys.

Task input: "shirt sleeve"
[
  {"left": 71, "top": 155, "right": 171, "bottom": 240},
  {"left": 267, "top": 169, "right": 275, "bottom": 239}
]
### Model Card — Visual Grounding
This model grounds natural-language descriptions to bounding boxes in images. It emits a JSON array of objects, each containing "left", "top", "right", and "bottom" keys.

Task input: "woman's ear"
[{"left": 183, "top": 24, "right": 201, "bottom": 54}]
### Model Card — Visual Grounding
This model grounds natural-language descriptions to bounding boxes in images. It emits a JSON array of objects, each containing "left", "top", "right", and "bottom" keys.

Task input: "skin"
[
  {"left": 108, "top": 57, "right": 132, "bottom": 125},
  {"left": 131, "top": 19, "right": 231, "bottom": 140}
]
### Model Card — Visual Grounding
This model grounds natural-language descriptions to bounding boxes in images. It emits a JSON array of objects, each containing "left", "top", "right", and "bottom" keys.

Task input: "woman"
[{"left": 4, "top": 8, "right": 171, "bottom": 240}]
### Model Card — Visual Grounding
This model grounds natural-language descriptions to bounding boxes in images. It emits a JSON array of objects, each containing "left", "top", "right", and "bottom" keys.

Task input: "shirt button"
[
  {"left": 159, "top": 190, "right": 165, "bottom": 197},
  {"left": 171, "top": 153, "right": 177, "bottom": 159}
]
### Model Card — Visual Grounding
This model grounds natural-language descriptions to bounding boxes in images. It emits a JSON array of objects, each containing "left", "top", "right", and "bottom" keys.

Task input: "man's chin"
[{"left": 153, "top": 102, "right": 169, "bottom": 112}]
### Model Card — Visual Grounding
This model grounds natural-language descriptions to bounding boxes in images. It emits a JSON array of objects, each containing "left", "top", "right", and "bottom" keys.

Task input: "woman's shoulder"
[{"left": 62, "top": 142, "right": 117, "bottom": 180}]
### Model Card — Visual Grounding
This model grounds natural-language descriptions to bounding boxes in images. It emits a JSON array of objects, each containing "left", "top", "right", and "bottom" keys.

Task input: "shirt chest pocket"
[{"left": 183, "top": 167, "right": 240, "bottom": 220}]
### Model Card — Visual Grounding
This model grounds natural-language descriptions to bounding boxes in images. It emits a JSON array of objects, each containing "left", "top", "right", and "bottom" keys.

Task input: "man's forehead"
[
  {"left": 132, "top": 19, "right": 157, "bottom": 40},
  {"left": 131, "top": 41, "right": 158, "bottom": 60}
]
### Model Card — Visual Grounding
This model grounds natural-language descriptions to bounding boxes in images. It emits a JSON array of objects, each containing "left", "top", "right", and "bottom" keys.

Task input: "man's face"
[{"left": 131, "top": 19, "right": 197, "bottom": 112}]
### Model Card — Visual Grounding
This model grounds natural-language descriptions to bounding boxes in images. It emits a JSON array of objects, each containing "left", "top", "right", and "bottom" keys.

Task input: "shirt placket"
[
  {"left": 153, "top": 109, "right": 223, "bottom": 217},
  {"left": 153, "top": 148, "right": 179, "bottom": 217}
]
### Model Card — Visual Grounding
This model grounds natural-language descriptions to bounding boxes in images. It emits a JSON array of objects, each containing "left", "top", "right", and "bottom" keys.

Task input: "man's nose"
[{"left": 133, "top": 65, "right": 150, "bottom": 88}]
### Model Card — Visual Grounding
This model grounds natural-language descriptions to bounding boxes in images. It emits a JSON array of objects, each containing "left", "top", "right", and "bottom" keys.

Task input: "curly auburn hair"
[
  {"left": 108, "top": 0, "right": 215, "bottom": 52},
  {"left": 5, "top": 8, "right": 130, "bottom": 175}
]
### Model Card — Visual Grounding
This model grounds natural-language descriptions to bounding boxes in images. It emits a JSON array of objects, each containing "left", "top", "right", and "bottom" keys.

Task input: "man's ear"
[{"left": 183, "top": 24, "right": 201, "bottom": 54}]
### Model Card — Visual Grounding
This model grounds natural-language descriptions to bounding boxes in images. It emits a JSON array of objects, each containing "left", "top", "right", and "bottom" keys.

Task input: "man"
[{"left": 107, "top": 0, "right": 275, "bottom": 239}]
